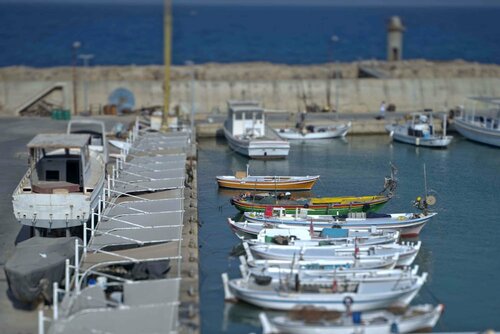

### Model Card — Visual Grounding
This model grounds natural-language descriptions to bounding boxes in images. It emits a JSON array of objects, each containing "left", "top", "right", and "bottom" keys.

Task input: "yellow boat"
[{"left": 216, "top": 168, "right": 319, "bottom": 191}]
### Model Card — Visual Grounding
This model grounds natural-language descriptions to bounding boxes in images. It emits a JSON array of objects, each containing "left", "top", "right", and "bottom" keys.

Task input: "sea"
[
  {"left": 198, "top": 136, "right": 500, "bottom": 333},
  {"left": 0, "top": 3, "right": 499, "bottom": 67}
]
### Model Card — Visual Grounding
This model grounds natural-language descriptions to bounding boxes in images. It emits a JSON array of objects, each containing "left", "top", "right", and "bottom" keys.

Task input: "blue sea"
[{"left": 0, "top": 3, "right": 499, "bottom": 67}]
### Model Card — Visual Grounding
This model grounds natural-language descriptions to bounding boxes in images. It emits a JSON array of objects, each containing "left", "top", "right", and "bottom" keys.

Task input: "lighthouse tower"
[{"left": 387, "top": 16, "right": 405, "bottom": 61}]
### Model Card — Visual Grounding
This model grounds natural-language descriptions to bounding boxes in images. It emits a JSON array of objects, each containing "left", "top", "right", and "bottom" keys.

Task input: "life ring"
[{"left": 343, "top": 296, "right": 354, "bottom": 307}]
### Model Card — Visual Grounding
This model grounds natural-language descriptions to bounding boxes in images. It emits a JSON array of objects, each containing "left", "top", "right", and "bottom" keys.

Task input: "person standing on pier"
[{"left": 378, "top": 101, "right": 386, "bottom": 119}]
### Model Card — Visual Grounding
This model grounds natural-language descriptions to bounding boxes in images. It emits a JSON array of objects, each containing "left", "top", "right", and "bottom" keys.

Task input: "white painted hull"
[
  {"left": 275, "top": 123, "right": 350, "bottom": 140},
  {"left": 223, "top": 126, "right": 290, "bottom": 159},
  {"left": 261, "top": 304, "right": 443, "bottom": 334},
  {"left": 454, "top": 118, "right": 500, "bottom": 147},
  {"left": 243, "top": 212, "right": 436, "bottom": 237},
  {"left": 249, "top": 242, "right": 421, "bottom": 267},
  {"left": 228, "top": 274, "right": 426, "bottom": 312}
]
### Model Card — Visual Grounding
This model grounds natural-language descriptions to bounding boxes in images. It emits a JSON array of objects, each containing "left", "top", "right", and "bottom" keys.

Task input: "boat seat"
[
  {"left": 235, "top": 171, "right": 247, "bottom": 179},
  {"left": 32, "top": 181, "right": 80, "bottom": 194}
]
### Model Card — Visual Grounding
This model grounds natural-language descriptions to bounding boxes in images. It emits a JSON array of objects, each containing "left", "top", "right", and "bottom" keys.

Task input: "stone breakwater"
[{"left": 0, "top": 60, "right": 499, "bottom": 116}]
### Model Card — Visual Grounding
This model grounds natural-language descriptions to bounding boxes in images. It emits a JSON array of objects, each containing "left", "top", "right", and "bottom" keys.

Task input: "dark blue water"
[
  {"left": 198, "top": 136, "right": 500, "bottom": 333},
  {"left": 0, "top": 3, "right": 499, "bottom": 66}
]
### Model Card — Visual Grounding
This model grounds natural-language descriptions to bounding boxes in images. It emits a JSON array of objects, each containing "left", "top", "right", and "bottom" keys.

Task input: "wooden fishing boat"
[
  {"left": 228, "top": 219, "right": 399, "bottom": 246},
  {"left": 223, "top": 101, "right": 290, "bottom": 159},
  {"left": 259, "top": 304, "right": 444, "bottom": 334},
  {"left": 386, "top": 112, "right": 452, "bottom": 148},
  {"left": 231, "top": 193, "right": 391, "bottom": 215},
  {"left": 222, "top": 270, "right": 427, "bottom": 312},
  {"left": 247, "top": 241, "right": 421, "bottom": 267},
  {"left": 274, "top": 122, "right": 351, "bottom": 140},
  {"left": 243, "top": 208, "right": 436, "bottom": 237},
  {"left": 217, "top": 166, "right": 319, "bottom": 191}
]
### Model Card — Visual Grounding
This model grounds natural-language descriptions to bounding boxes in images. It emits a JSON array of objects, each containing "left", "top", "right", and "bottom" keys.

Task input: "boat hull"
[
  {"left": 231, "top": 196, "right": 390, "bottom": 215},
  {"left": 454, "top": 118, "right": 500, "bottom": 147},
  {"left": 243, "top": 212, "right": 436, "bottom": 237},
  {"left": 275, "top": 124, "right": 350, "bottom": 140},
  {"left": 228, "top": 275, "right": 425, "bottom": 312},
  {"left": 217, "top": 176, "right": 318, "bottom": 191},
  {"left": 223, "top": 126, "right": 290, "bottom": 159}
]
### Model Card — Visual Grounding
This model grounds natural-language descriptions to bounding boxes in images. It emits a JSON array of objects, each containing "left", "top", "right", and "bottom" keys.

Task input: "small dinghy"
[{"left": 259, "top": 304, "right": 444, "bottom": 334}]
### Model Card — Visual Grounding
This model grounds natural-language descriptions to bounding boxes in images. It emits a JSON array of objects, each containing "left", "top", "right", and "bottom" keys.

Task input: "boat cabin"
[
  {"left": 407, "top": 113, "right": 436, "bottom": 138},
  {"left": 67, "top": 119, "right": 108, "bottom": 163},
  {"left": 226, "top": 101, "right": 265, "bottom": 138},
  {"left": 26, "top": 134, "right": 93, "bottom": 194}
]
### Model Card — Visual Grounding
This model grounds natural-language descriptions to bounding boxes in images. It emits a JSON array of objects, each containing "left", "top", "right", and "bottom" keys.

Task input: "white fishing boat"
[
  {"left": 12, "top": 133, "right": 106, "bottom": 232},
  {"left": 248, "top": 241, "right": 421, "bottom": 267},
  {"left": 274, "top": 122, "right": 351, "bottom": 140},
  {"left": 453, "top": 97, "right": 500, "bottom": 147},
  {"left": 222, "top": 270, "right": 427, "bottom": 311},
  {"left": 386, "top": 112, "right": 452, "bottom": 148},
  {"left": 223, "top": 101, "right": 290, "bottom": 159},
  {"left": 243, "top": 208, "right": 436, "bottom": 237},
  {"left": 243, "top": 256, "right": 418, "bottom": 281},
  {"left": 230, "top": 219, "right": 399, "bottom": 246},
  {"left": 259, "top": 304, "right": 444, "bottom": 334},
  {"left": 243, "top": 242, "right": 399, "bottom": 271}
]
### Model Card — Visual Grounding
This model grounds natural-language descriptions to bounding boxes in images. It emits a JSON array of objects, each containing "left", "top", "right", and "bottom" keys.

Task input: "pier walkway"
[{"left": 39, "top": 121, "right": 199, "bottom": 334}]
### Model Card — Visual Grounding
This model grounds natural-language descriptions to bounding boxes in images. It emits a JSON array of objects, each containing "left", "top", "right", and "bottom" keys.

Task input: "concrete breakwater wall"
[{"left": 1, "top": 62, "right": 499, "bottom": 117}]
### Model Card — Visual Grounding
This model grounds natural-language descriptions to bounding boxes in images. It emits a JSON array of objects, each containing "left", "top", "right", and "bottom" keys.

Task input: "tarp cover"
[{"left": 4, "top": 237, "right": 81, "bottom": 304}]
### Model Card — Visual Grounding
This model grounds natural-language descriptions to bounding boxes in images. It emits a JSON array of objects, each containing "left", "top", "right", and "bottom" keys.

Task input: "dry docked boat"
[
  {"left": 247, "top": 241, "right": 421, "bottom": 267},
  {"left": 243, "top": 207, "right": 436, "bottom": 237},
  {"left": 453, "top": 97, "right": 500, "bottom": 147},
  {"left": 216, "top": 167, "right": 319, "bottom": 191},
  {"left": 259, "top": 304, "right": 444, "bottom": 334},
  {"left": 229, "top": 220, "right": 399, "bottom": 246},
  {"left": 12, "top": 133, "right": 105, "bottom": 232},
  {"left": 385, "top": 112, "right": 452, "bottom": 148},
  {"left": 274, "top": 122, "right": 351, "bottom": 140},
  {"left": 222, "top": 270, "right": 427, "bottom": 312},
  {"left": 223, "top": 100, "right": 290, "bottom": 159}
]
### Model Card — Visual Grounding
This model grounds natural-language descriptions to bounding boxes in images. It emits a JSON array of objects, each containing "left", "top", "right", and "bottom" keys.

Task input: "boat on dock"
[
  {"left": 243, "top": 208, "right": 436, "bottom": 237},
  {"left": 386, "top": 112, "right": 452, "bottom": 148},
  {"left": 274, "top": 122, "right": 351, "bottom": 140},
  {"left": 223, "top": 101, "right": 290, "bottom": 159},
  {"left": 217, "top": 165, "right": 319, "bottom": 191},
  {"left": 222, "top": 269, "right": 427, "bottom": 311},
  {"left": 453, "top": 97, "right": 500, "bottom": 147},
  {"left": 259, "top": 304, "right": 443, "bottom": 334},
  {"left": 12, "top": 133, "right": 106, "bottom": 232}
]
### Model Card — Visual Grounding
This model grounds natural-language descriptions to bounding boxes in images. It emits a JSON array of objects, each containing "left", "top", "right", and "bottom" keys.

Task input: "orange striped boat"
[{"left": 216, "top": 169, "right": 319, "bottom": 191}]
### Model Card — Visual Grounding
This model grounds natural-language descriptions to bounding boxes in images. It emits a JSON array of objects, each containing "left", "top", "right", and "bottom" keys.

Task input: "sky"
[{"left": 0, "top": 0, "right": 499, "bottom": 6}]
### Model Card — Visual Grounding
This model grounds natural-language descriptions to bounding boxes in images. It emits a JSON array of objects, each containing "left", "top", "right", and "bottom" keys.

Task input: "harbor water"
[{"left": 198, "top": 135, "right": 500, "bottom": 333}]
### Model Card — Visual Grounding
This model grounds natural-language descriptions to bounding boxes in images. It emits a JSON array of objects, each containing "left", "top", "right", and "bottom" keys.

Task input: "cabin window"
[
  {"left": 45, "top": 170, "right": 60, "bottom": 181},
  {"left": 235, "top": 112, "right": 242, "bottom": 120}
]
